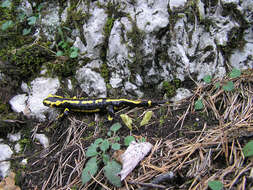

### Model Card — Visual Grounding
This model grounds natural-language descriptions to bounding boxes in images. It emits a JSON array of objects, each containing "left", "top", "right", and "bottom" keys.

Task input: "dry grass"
[{"left": 32, "top": 70, "right": 252, "bottom": 190}]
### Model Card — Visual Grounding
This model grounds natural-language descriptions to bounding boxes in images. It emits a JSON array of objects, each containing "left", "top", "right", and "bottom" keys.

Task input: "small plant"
[
  {"left": 194, "top": 99, "right": 204, "bottom": 110},
  {"left": 82, "top": 123, "right": 139, "bottom": 187},
  {"left": 243, "top": 140, "right": 253, "bottom": 158},
  {"left": 0, "top": 0, "right": 42, "bottom": 34},
  {"left": 208, "top": 180, "right": 223, "bottom": 190},
  {"left": 195, "top": 68, "right": 242, "bottom": 110},
  {"left": 56, "top": 28, "right": 79, "bottom": 58}
]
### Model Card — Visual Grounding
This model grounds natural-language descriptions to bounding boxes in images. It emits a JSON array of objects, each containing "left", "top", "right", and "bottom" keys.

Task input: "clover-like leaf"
[
  {"left": 229, "top": 68, "right": 241, "bottom": 78},
  {"left": 110, "top": 123, "right": 122, "bottom": 133},
  {"left": 124, "top": 136, "right": 135, "bottom": 146},
  {"left": 194, "top": 99, "right": 204, "bottom": 110},
  {"left": 243, "top": 140, "right": 253, "bottom": 158},
  {"left": 86, "top": 144, "right": 98, "bottom": 157},
  {"left": 112, "top": 143, "right": 121, "bottom": 150},
  {"left": 104, "top": 160, "right": 122, "bottom": 187},
  {"left": 100, "top": 139, "right": 110, "bottom": 152},
  {"left": 81, "top": 157, "right": 98, "bottom": 185},
  {"left": 222, "top": 81, "right": 234, "bottom": 91},
  {"left": 208, "top": 180, "right": 223, "bottom": 190},
  {"left": 203, "top": 75, "right": 212, "bottom": 83}
]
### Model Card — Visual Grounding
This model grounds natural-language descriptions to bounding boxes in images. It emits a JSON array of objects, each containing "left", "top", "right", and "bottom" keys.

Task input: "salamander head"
[{"left": 43, "top": 94, "right": 64, "bottom": 108}]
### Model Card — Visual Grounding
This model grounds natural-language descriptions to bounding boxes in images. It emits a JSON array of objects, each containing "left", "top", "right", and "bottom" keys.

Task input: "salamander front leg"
[
  {"left": 56, "top": 108, "right": 69, "bottom": 120},
  {"left": 106, "top": 105, "right": 115, "bottom": 121}
]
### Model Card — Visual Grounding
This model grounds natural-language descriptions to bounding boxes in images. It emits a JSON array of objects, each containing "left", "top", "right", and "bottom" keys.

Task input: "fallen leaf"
[{"left": 119, "top": 141, "right": 153, "bottom": 180}]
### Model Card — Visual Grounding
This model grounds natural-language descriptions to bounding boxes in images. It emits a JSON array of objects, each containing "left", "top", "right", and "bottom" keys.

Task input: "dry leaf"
[
  {"left": 0, "top": 172, "right": 21, "bottom": 190},
  {"left": 119, "top": 141, "right": 153, "bottom": 180}
]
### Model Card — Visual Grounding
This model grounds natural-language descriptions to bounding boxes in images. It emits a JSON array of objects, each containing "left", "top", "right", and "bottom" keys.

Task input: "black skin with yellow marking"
[{"left": 43, "top": 94, "right": 168, "bottom": 120}]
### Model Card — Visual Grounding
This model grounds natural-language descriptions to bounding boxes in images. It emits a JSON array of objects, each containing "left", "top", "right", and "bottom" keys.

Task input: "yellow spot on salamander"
[
  {"left": 72, "top": 109, "right": 100, "bottom": 113},
  {"left": 106, "top": 99, "right": 142, "bottom": 104},
  {"left": 81, "top": 100, "right": 94, "bottom": 104},
  {"left": 95, "top": 99, "right": 103, "bottom": 103},
  {"left": 107, "top": 115, "right": 113, "bottom": 121}
]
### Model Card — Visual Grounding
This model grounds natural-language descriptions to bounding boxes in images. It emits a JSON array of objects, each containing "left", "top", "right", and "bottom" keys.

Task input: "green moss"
[{"left": 162, "top": 81, "right": 176, "bottom": 97}]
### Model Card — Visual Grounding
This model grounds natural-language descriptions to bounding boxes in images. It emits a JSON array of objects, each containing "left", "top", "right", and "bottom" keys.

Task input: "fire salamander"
[{"left": 43, "top": 94, "right": 168, "bottom": 121}]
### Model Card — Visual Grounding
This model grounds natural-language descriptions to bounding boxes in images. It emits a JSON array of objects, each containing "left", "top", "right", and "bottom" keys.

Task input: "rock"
[
  {"left": 28, "top": 77, "right": 60, "bottom": 121},
  {"left": 170, "top": 88, "right": 193, "bottom": 102},
  {"left": 83, "top": 7, "right": 107, "bottom": 59},
  {"left": 7, "top": 132, "right": 21, "bottom": 142},
  {"left": 230, "top": 43, "right": 253, "bottom": 69},
  {"left": 135, "top": 0, "right": 169, "bottom": 33},
  {"left": 34, "top": 134, "right": 49, "bottom": 148},
  {"left": 40, "top": 2, "right": 61, "bottom": 40},
  {"left": 76, "top": 67, "right": 107, "bottom": 98},
  {"left": 124, "top": 81, "right": 143, "bottom": 98},
  {"left": 9, "top": 94, "right": 28, "bottom": 113},
  {"left": 0, "top": 144, "right": 13, "bottom": 178},
  {"left": 169, "top": 0, "right": 187, "bottom": 10}
]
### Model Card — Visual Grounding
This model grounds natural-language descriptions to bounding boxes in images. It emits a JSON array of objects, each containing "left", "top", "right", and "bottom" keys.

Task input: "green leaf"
[
  {"left": 222, "top": 81, "right": 234, "bottom": 91},
  {"left": 229, "top": 68, "right": 241, "bottom": 78},
  {"left": 23, "top": 28, "right": 31, "bottom": 35},
  {"left": 124, "top": 136, "right": 135, "bottom": 146},
  {"left": 215, "top": 82, "right": 220, "bottom": 89},
  {"left": 1, "top": 20, "right": 14, "bottom": 31},
  {"left": 70, "top": 51, "right": 78, "bottom": 58},
  {"left": 81, "top": 157, "right": 98, "bottom": 185},
  {"left": 100, "top": 139, "right": 110, "bottom": 152},
  {"left": 110, "top": 123, "right": 122, "bottom": 133},
  {"left": 1, "top": 0, "right": 11, "bottom": 8},
  {"left": 37, "top": 3, "right": 44, "bottom": 11},
  {"left": 120, "top": 114, "right": 133, "bottom": 130},
  {"left": 140, "top": 111, "right": 153, "bottom": 126},
  {"left": 27, "top": 16, "right": 37, "bottom": 25},
  {"left": 114, "top": 136, "right": 120, "bottom": 142},
  {"left": 139, "top": 137, "right": 146, "bottom": 142},
  {"left": 104, "top": 160, "right": 122, "bottom": 187},
  {"left": 112, "top": 143, "right": 121, "bottom": 150},
  {"left": 107, "top": 131, "right": 112, "bottom": 137},
  {"left": 56, "top": 51, "right": 64, "bottom": 56},
  {"left": 203, "top": 75, "right": 212, "bottom": 83},
  {"left": 243, "top": 140, "right": 253, "bottom": 157},
  {"left": 208, "top": 180, "right": 223, "bottom": 190},
  {"left": 86, "top": 144, "right": 98, "bottom": 157},
  {"left": 102, "top": 153, "right": 110, "bottom": 165},
  {"left": 194, "top": 99, "right": 204, "bottom": 110},
  {"left": 94, "top": 138, "right": 103, "bottom": 145}
]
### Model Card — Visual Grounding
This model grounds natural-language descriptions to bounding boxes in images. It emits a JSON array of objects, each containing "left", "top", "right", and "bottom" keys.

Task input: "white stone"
[
  {"left": 230, "top": 43, "right": 253, "bottom": 69},
  {"left": 84, "top": 59, "right": 103, "bottom": 69},
  {"left": 9, "top": 94, "right": 28, "bottom": 113},
  {"left": 67, "top": 79, "right": 73, "bottom": 90},
  {"left": 34, "top": 134, "right": 49, "bottom": 148},
  {"left": 0, "top": 144, "right": 13, "bottom": 178},
  {"left": 135, "top": 0, "right": 169, "bottom": 33},
  {"left": 21, "top": 82, "right": 29, "bottom": 93},
  {"left": 21, "top": 159, "right": 28, "bottom": 165},
  {"left": 170, "top": 88, "right": 193, "bottom": 102},
  {"left": 14, "top": 143, "right": 21, "bottom": 153},
  {"left": 41, "top": 2, "right": 60, "bottom": 40},
  {"left": 76, "top": 68, "right": 107, "bottom": 97},
  {"left": 7, "top": 132, "right": 21, "bottom": 142},
  {"left": 28, "top": 77, "right": 60, "bottom": 121},
  {"left": 110, "top": 74, "right": 123, "bottom": 89},
  {"left": 83, "top": 7, "right": 107, "bottom": 58},
  {"left": 73, "top": 36, "right": 86, "bottom": 55},
  {"left": 169, "top": 0, "right": 187, "bottom": 10}
]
